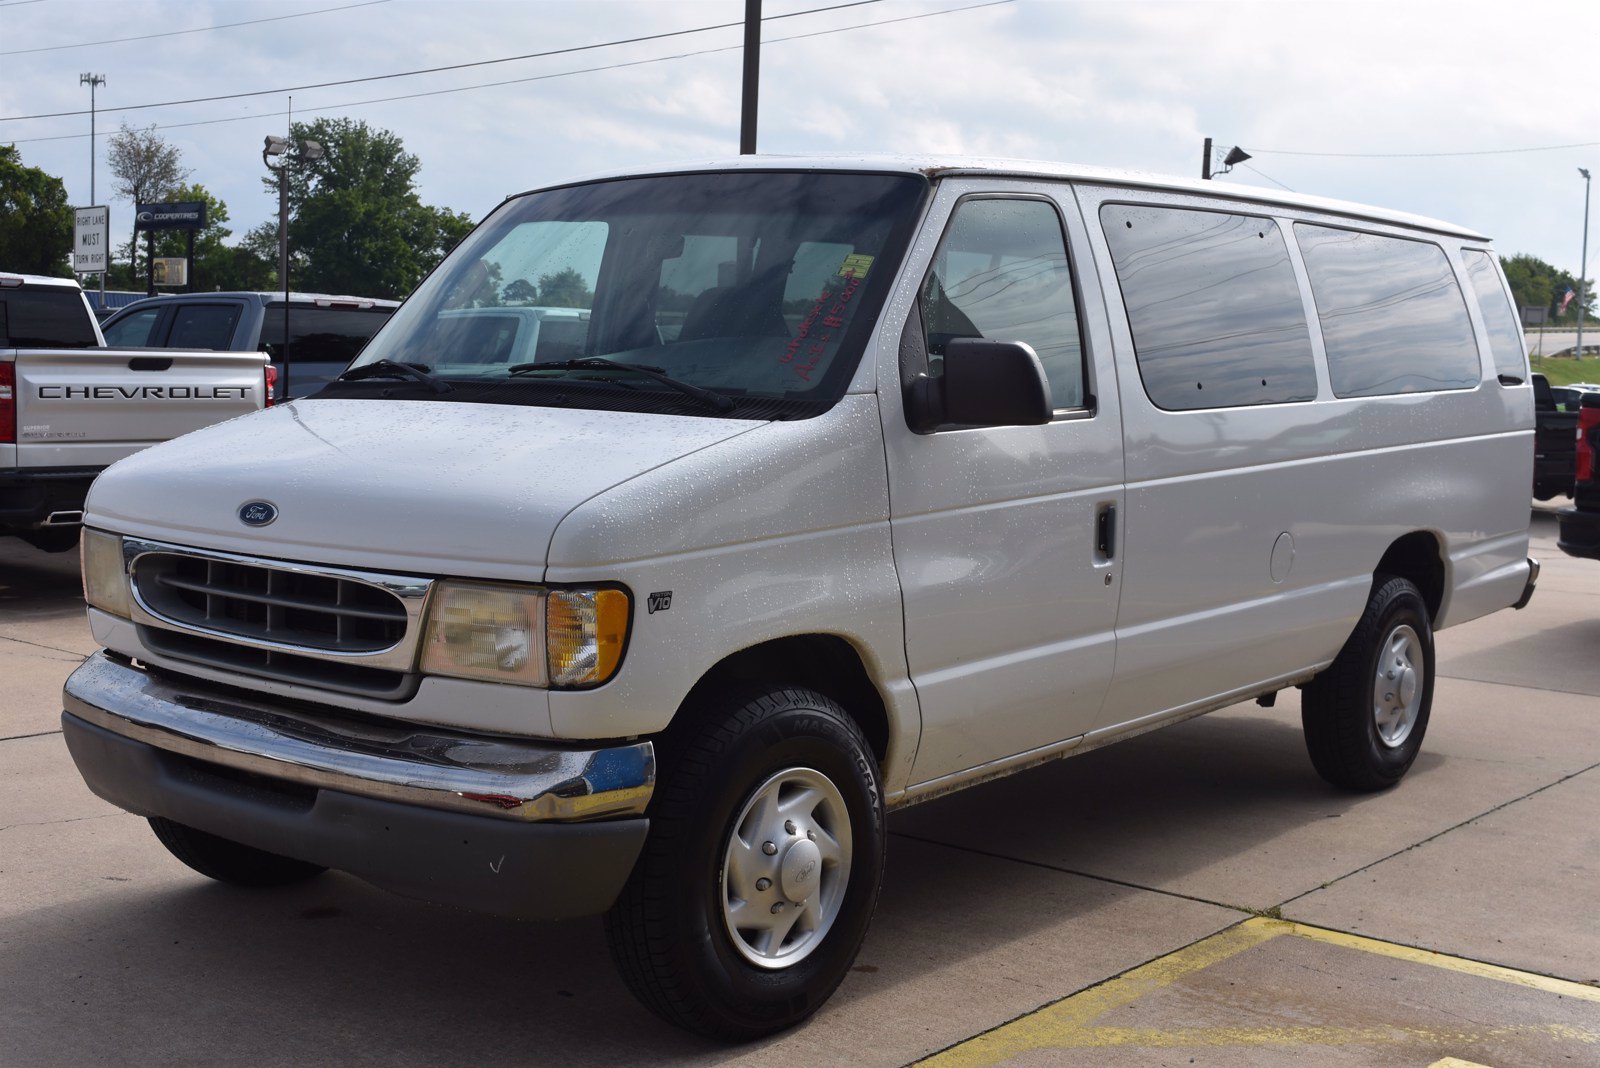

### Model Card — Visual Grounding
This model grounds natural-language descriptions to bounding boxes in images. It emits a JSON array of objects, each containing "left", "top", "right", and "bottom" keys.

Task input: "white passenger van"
[{"left": 61, "top": 157, "right": 1537, "bottom": 1039}]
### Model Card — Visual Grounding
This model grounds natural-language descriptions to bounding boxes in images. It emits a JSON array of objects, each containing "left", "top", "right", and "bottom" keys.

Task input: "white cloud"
[{"left": 2, "top": 0, "right": 1597, "bottom": 271}]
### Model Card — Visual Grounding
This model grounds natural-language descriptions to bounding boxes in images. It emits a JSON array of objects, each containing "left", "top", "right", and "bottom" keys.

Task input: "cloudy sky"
[{"left": 2, "top": 0, "right": 1597, "bottom": 276}]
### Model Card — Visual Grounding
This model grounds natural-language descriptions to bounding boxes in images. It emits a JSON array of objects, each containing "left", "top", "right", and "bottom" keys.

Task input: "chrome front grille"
[
  {"left": 135, "top": 553, "right": 407, "bottom": 652},
  {"left": 123, "top": 538, "right": 434, "bottom": 693}
]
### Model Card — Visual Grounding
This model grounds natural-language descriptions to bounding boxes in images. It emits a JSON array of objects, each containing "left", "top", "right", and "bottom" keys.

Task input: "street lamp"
[
  {"left": 80, "top": 73, "right": 106, "bottom": 308},
  {"left": 1579, "top": 167, "right": 1591, "bottom": 361},
  {"left": 262, "top": 135, "right": 324, "bottom": 399}
]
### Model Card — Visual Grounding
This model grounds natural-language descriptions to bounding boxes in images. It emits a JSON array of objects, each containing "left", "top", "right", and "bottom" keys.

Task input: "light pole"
[
  {"left": 262, "top": 135, "right": 324, "bottom": 400},
  {"left": 1579, "top": 167, "right": 1591, "bottom": 361},
  {"left": 80, "top": 73, "right": 106, "bottom": 308}
]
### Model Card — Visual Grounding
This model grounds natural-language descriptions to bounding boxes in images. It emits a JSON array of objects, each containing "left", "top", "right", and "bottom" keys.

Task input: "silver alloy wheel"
[
  {"left": 1372, "top": 623, "right": 1424, "bottom": 748},
  {"left": 720, "top": 766, "right": 853, "bottom": 970}
]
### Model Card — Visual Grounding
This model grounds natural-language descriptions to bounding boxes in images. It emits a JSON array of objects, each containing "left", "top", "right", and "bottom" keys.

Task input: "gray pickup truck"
[
  {"left": 101, "top": 291, "right": 398, "bottom": 400},
  {"left": 2, "top": 273, "right": 267, "bottom": 551}
]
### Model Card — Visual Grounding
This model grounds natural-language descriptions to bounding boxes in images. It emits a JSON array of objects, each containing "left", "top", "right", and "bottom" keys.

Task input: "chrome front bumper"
[{"left": 63, "top": 651, "right": 654, "bottom": 823}]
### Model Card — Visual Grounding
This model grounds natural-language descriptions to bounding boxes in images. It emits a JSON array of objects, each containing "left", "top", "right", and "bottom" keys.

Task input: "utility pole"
[
  {"left": 1579, "top": 167, "right": 1591, "bottom": 361},
  {"left": 740, "top": 0, "right": 760, "bottom": 155},
  {"left": 80, "top": 73, "right": 106, "bottom": 308},
  {"left": 1201, "top": 137, "right": 1213, "bottom": 180}
]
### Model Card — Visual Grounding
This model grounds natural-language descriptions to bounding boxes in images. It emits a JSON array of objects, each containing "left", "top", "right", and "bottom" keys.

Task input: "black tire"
[
  {"left": 148, "top": 817, "right": 327, "bottom": 887},
  {"left": 604, "top": 686, "right": 885, "bottom": 1040},
  {"left": 1302, "top": 574, "right": 1434, "bottom": 792}
]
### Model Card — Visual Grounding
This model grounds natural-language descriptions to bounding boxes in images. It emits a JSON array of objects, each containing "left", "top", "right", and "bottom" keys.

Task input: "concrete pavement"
[{"left": 1, "top": 510, "right": 1596, "bottom": 1065}]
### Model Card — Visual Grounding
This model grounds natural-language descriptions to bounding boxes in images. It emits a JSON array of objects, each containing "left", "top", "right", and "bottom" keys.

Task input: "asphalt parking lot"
[{"left": 2, "top": 508, "right": 1597, "bottom": 1066}]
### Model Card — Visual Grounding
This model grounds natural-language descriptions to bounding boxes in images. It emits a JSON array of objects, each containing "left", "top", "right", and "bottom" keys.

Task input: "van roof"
[{"left": 527, "top": 154, "right": 1491, "bottom": 242}]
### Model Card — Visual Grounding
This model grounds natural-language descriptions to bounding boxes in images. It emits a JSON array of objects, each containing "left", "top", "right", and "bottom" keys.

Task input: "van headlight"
[
  {"left": 420, "top": 582, "right": 630, "bottom": 689},
  {"left": 81, "top": 529, "right": 132, "bottom": 619}
]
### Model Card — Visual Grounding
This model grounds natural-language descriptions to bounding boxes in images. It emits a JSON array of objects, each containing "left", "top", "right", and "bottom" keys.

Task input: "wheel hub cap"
[
  {"left": 1373, "top": 623, "right": 1424, "bottom": 748},
  {"left": 780, "top": 838, "right": 823, "bottom": 901},
  {"left": 720, "top": 766, "right": 852, "bottom": 970}
]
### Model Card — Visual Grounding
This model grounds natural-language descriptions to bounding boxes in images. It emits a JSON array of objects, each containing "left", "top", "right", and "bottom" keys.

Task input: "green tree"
[
  {"left": 1501, "top": 253, "right": 1594, "bottom": 323},
  {"left": 0, "top": 145, "right": 73, "bottom": 276},
  {"left": 537, "top": 268, "right": 593, "bottom": 308},
  {"left": 107, "top": 123, "right": 188, "bottom": 278},
  {"left": 265, "top": 118, "right": 475, "bottom": 299},
  {"left": 503, "top": 278, "right": 539, "bottom": 304}
]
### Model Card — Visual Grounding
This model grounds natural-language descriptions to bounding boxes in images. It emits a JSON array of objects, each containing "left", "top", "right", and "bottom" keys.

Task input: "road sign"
[{"left": 74, "top": 205, "right": 109, "bottom": 275}]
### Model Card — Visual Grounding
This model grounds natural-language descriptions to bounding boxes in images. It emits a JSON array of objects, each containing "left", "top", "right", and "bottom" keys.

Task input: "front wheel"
[
  {"left": 604, "top": 686, "right": 884, "bottom": 1040},
  {"left": 1301, "top": 575, "right": 1434, "bottom": 792}
]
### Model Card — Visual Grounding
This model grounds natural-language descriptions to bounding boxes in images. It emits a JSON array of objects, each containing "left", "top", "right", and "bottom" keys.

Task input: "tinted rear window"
[
  {"left": 167, "top": 303, "right": 243, "bottom": 349},
  {"left": 261, "top": 305, "right": 392, "bottom": 364},
  {"left": 1295, "top": 225, "right": 1481, "bottom": 398},
  {"left": 1460, "top": 250, "right": 1527, "bottom": 381},
  {"left": 1100, "top": 204, "right": 1317, "bottom": 410},
  {"left": 0, "top": 287, "right": 98, "bottom": 348}
]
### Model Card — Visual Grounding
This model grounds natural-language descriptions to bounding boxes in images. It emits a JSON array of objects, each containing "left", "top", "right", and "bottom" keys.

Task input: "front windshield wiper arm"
[
  {"left": 336, "top": 359, "right": 453, "bottom": 394},
  {"left": 507, "top": 357, "right": 734, "bottom": 413}
]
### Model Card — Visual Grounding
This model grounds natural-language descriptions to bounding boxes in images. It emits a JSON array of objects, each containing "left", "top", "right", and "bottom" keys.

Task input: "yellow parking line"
[
  {"left": 1271, "top": 918, "right": 1600, "bottom": 1004},
  {"left": 916, "top": 917, "right": 1600, "bottom": 1067}
]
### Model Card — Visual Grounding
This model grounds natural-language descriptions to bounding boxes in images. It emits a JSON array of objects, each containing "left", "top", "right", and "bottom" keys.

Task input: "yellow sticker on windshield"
[{"left": 839, "top": 253, "right": 874, "bottom": 279}]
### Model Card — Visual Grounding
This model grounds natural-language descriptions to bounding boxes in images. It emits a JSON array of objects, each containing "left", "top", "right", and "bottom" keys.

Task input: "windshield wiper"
[
  {"left": 507, "top": 357, "right": 734, "bottom": 413},
  {"left": 336, "top": 359, "right": 453, "bottom": 394}
]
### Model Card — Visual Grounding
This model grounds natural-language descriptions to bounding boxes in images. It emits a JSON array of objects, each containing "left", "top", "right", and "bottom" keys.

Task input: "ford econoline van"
[{"left": 61, "top": 157, "right": 1538, "bottom": 1039}]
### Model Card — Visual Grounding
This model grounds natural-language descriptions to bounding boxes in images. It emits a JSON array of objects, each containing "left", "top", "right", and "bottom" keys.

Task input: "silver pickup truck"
[{"left": 1, "top": 273, "right": 268, "bottom": 551}]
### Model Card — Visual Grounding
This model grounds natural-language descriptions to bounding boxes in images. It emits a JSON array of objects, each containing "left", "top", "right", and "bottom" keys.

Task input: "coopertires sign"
[{"left": 134, "top": 201, "right": 207, "bottom": 231}]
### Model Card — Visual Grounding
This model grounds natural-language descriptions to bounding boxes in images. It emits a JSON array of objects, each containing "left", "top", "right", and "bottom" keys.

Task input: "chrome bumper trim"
[{"left": 63, "top": 652, "right": 653, "bottom": 823}]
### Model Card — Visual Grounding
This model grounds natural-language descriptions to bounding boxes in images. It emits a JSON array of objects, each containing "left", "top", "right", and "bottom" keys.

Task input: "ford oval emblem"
[{"left": 238, "top": 500, "right": 278, "bottom": 527}]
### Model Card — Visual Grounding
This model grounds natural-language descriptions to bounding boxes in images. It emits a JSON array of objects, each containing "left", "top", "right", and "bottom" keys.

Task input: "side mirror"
[{"left": 906, "top": 338, "right": 1052, "bottom": 430}]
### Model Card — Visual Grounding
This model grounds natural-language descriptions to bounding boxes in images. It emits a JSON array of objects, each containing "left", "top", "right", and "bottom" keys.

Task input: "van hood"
[{"left": 85, "top": 399, "right": 764, "bottom": 580}]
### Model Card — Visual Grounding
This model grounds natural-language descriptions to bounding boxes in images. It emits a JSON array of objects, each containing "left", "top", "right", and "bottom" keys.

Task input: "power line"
[
  {"left": 0, "top": 0, "right": 890, "bottom": 122},
  {"left": 0, "top": 0, "right": 53, "bottom": 8},
  {"left": 1255, "top": 139, "right": 1600, "bottom": 160},
  {"left": 0, "top": 0, "right": 392, "bottom": 57},
  {"left": 5, "top": 0, "right": 1016, "bottom": 146},
  {"left": 1239, "top": 162, "right": 1293, "bottom": 191}
]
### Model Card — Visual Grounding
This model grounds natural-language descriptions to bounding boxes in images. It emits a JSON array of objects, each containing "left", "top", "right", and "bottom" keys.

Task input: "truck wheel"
[
  {"left": 604, "top": 686, "right": 885, "bottom": 1040},
  {"left": 1301, "top": 575, "right": 1434, "bottom": 792},
  {"left": 148, "top": 817, "right": 327, "bottom": 887}
]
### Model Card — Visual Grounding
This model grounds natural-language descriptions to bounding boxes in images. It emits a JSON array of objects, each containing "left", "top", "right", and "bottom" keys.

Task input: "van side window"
[
  {"left": 1461, "top": 250, "right": 1528, "bottom": 382},
  {"left": 1295, "top": 225, "right": 1481, "bottom": 397},
  {"left": 1100, "top": 204, "right": 1317, "bottom": 411},
  {"left": 166, "top": 304, "right": 242, "bottom": 350},
  {"left": 920, "top": 197, "right": 1085, "bottom": 410}
]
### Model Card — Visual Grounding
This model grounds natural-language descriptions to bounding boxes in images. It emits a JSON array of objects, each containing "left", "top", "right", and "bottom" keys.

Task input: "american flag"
[{"left": 1560, "top": 286, "right": 1577, "bottom": 313}]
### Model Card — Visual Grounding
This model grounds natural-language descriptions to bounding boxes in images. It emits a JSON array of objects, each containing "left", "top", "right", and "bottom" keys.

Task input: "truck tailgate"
[{"left": 11, "top": 348, "right": 266, "bottom": 470}]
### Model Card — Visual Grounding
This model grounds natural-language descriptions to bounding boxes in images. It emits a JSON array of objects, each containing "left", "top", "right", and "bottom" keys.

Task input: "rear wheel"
[
  {"left": 605, "top": 686, "right": 884, "bottom": 1040},
  {"left": 1302, "top": 575, "right": 1434, "bottom": 792},
  {"left": 148, "top": 817, "right": 327, "bottom": 887}
]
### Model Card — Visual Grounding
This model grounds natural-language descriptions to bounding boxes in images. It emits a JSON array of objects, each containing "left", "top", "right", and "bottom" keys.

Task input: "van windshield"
[{"left": 337, "top": 170, "right": 927, "bottom": 418}]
